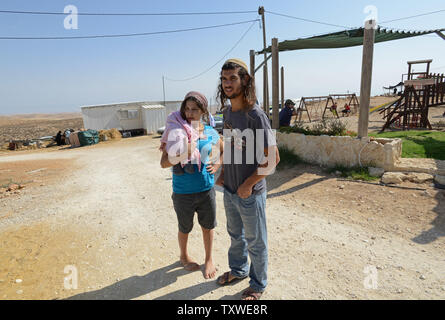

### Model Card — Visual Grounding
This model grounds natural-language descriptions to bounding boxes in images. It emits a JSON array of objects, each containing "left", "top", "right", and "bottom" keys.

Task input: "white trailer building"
[{"left": 81, "top": 100, "right": 182, "bottom": 135}]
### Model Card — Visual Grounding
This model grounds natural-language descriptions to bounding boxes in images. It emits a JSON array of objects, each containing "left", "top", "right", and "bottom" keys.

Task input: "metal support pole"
[
  {"left": 435, "top": 31, "right": 445, "bottom": 40},
  {"left": 271, "top": 38, "right": 279, "bottom": 129},
  {"left": 358, "top": 20, "right": 375, "bottom": 139},
  {"left": 281, "top": 66, "right": 284, "bottom": 110}
]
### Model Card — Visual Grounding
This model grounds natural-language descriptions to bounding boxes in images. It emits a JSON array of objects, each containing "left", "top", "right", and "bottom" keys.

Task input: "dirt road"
[{"left": 0, "top": 136, "right": 444, "bottom": 299}]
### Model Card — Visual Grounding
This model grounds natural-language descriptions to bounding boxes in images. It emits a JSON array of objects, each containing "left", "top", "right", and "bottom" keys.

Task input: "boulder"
[
  {"left": 368, "top": 167, "right": 385, "bottom": 177},
  {"left": 435, "top": 175, "right": 445, "bottom": 186},
  {"left": 408, "top": 173, "right": 434, "bottom": 184},
  {"left": 381, "top": 172, "right": 405, "bottom": 184}
]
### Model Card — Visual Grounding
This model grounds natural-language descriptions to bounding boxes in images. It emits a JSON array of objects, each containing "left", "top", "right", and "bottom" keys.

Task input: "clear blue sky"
[{"left": 0, "top": 0, "right": 444, "bottom": 114}]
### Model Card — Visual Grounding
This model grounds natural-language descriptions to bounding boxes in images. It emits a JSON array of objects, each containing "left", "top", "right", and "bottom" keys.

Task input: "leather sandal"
[{"left": 217, "top": 271, "right": 246, "bottom": 286}]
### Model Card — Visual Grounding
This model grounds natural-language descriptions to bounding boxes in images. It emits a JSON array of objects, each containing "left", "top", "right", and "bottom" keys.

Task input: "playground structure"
[
  {"left": 380, "top": 60, "right": 445, "bottom": 132},
  {"left": 295, "top": 93, "right": 359, "bottom": 123},
  {"left": 250, "top": 12, "right": 444, "bottom": 136}
]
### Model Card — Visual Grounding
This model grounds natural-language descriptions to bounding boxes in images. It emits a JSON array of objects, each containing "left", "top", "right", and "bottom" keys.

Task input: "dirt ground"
[
  {"left": 0, "top": 113, "right": 83, "bottom": 144},
  {"left": 0, "top": 134, "right": 444, "bottom": 300}
]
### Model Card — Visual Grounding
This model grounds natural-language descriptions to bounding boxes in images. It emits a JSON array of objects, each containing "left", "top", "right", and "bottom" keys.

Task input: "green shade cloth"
[{"left": 258, "top": 26, "right": 445, "bottom": 53}]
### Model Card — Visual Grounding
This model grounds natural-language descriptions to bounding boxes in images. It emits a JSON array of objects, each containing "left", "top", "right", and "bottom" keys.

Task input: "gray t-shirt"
[{"left": 222, "top": 103, "right": 276, "bottom": 195}]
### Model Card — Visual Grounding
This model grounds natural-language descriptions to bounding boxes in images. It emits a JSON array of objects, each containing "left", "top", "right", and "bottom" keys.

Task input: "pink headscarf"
[{"left": 184, "top": 91, "right": 208, "bottom": 110}]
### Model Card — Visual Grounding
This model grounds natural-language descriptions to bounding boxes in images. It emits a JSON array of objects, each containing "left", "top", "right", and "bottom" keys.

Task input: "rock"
[
  {"left": 422, "top": 190, "right": 432, "bottom": 198},
  {"left": 408, "top": 173, "right": 434, "bottom": 184},
  {"left": 368, "top": 167, "right": 385, "bottom": 178},
  {"left": 15, "top": 279, "right": 22, "bottom": 283},
  {"left": 420, "top": 275, "right": 426, "bottom": 280},
  {"left": 16, "top": 290, "right": 23, "bottom": 295},
  {"left": 396, "top": 289, "right": 403, "bottom": 294},
  {"left": 339, "top": 185, "right": 345, "bottom": 189},
  {"left": 7, "top": 184, "right": 20, "bottom": 192},
  {"left": 382, "top": 172, "right": 405, "bottom": 184},
  {"left": 434, "top": 175, "right": 445, "bottom": 185}
]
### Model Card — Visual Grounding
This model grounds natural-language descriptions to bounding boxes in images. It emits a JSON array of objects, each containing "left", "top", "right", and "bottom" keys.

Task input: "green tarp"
[
  {"left": 78, "top": 129, "right": 99, "bottom": 146},
  {"left": 258, "top": 26, "right": 445, "bottom": 53}
]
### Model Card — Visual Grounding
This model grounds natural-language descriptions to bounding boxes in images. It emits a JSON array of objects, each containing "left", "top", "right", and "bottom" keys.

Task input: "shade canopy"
[{"left": 258, "top": 26, "right": 445, "bottom": 53}]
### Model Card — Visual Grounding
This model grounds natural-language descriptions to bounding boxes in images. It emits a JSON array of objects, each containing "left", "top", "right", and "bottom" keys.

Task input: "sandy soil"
[{"left": 0, "top": 135, "right": 444, "bottom": 300}]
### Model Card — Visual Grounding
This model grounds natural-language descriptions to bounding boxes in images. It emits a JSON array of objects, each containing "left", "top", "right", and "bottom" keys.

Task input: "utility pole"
[
  {"left": 162, "top": 75, "right": 166, "bottom": 106},
  {"left": 259, "top": 6, "right": 269, "bottom": 116}
]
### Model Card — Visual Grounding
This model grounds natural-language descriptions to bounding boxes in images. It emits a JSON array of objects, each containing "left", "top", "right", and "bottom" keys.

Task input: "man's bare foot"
[
  {"left": 203, "top": 260, "right": 217, "bottom": 279},
  {"left": 180, "top": 256, "right": 200, "bottom": 271}
]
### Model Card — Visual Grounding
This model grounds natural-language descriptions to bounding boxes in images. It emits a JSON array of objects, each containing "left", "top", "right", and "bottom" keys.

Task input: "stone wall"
[{"left": 277, "top": 132, "right": 402, "bottom": 170}]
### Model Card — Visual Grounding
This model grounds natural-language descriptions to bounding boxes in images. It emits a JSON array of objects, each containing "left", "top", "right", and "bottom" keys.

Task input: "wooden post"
[
  {"left": 281, "top": 66, "right": 284, "bottom": 111},
  {"left": 358, "top": 20, "right": 376, "bottom": 138},
  {"left": 259, "top": 6, "right": 269, "bottom": 116},
  {"left": 271, "top": 38, "right": 279, "bottom": 129},
  {"left": 249, "top": 50, "right": 255, "bottom": 80}
]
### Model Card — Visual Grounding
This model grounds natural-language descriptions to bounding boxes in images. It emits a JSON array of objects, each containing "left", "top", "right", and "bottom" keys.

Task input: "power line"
[
  {"left": 266, "top": 10, "right": 352, "bottom": 29},
  {"left": 0, "top": 19, "right": 260, "bottom": 40},
  {"left": 165, "top": 20, "right": 258, "bottom": 82},
  {"left": 0, "top": 9, "right": 257, "bottom": 16},
  {"left": 381, "top": 9, "right": 445, "bottom": 23}
]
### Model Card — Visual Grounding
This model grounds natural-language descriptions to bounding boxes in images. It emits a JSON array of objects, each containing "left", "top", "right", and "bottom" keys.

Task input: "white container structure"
[
  {"left": 141, "top": 105, "right": 167, "bottom": 134},
  {"left": 81, "top": 100, "right": 181, "bottom": 133}
]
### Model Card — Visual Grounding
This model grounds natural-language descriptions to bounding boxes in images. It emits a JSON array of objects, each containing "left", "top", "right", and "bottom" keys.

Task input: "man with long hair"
[{"left": 215, "top": 58, "right": 279, "bottom": 300}]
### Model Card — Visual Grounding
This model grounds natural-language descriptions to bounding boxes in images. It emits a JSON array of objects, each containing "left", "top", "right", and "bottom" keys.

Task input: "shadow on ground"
[
  {"left": 65, "top": 261, "right": 247, "bottom": 300},
  {"left": 65, "top": 262, "right": 206, "bottom": 300},
  {"left": 412, "top": 179, "right": 445, "bottom": 244}
]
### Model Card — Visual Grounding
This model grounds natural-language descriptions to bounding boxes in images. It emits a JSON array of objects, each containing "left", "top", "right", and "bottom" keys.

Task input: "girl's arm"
[{"left": 207, "top": 137, "right": 224, "bottom": 175}]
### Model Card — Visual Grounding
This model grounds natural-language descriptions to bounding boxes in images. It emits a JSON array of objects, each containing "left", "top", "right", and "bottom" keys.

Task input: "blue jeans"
[{"left": 223, "top": 189, "right": 268, "bottom": 293}]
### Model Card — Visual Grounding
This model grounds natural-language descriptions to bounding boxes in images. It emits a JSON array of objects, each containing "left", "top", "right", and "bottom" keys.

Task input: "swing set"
[{"left": 295, "top": 93, "right": 359, "bottom": 123}]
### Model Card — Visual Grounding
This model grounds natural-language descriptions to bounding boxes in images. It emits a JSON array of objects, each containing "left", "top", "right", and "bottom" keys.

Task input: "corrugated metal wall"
[{"left": 141, "top": 106, "right": 167, "bottom": 134}]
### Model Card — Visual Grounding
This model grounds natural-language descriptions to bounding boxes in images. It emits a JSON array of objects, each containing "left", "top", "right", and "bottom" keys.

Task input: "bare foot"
[
  {"left": 180, "top": 256, "right": 200, "bottom": 272},
  {"left": 203, "top": 260, "right": 217, "bottom": 279}
]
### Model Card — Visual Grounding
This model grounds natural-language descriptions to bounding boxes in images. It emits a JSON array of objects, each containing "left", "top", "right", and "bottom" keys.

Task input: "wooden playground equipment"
[
  {"left": 380, "top": 60, "right": 445, "bottom": 132},
  {"left": 295, "top": 93, "right": 359, "bottom": 123}
]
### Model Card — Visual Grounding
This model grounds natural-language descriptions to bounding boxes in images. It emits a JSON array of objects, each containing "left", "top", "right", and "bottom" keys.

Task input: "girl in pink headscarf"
[{"left": 160, "top": 91, "right": 224, "bottom": 279}]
